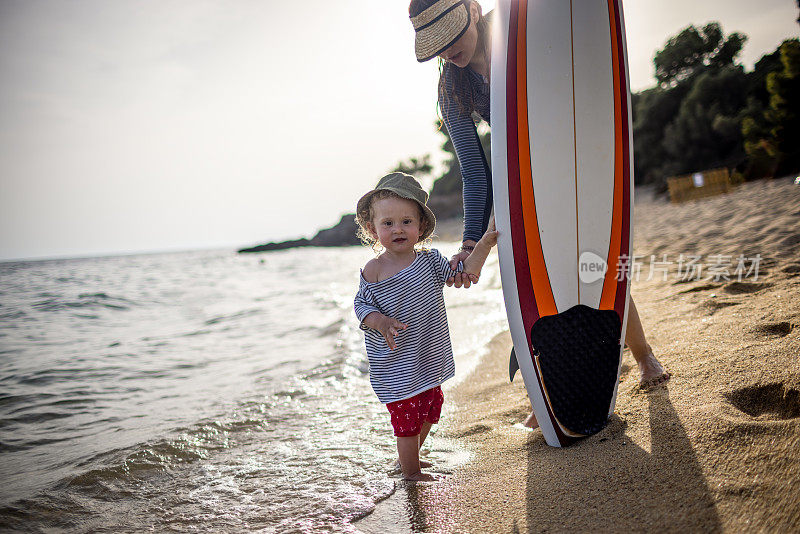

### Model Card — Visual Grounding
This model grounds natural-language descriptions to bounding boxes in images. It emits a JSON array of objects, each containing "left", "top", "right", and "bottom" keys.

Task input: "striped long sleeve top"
[
  {"left": 354, "top": 249, "right": 462, "bottom": 404},
  {"left": 440, "top": 37, "right": 493, "bottom": 244}
]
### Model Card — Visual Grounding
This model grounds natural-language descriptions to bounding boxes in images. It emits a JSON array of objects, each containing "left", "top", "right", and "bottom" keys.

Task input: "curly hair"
[{"left": 355, "top": 190, "right": 432, "bottom": 254}]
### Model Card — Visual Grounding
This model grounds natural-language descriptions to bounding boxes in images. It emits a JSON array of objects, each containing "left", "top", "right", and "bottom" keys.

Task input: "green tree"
[
  {"left": 740, "top": 47, "right": 785, "bottom": 179},
  {"left": 390, "top": 154, "right": 433, "bottom": 180},
  {"left": 654, "top": 22, "right": 746, "bottom": 88},
  {"left": 661, "top": 65, "right": 750, "bottom": 176},
  {"left": 632, "top": 84, "right": 689, "bottom": 183},
  {"left": 633, "top": 22, "right": 749, "bottom": 185},
  {"left": 763, "top": 39, "right": 800, "bottom": 175},
  {"left": 742, "top": 39, "right": 800, "bottom": 178}
]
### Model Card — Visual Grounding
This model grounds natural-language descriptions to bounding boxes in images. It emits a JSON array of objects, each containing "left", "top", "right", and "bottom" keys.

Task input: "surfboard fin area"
[
  {"left": 509, "top": 348, "right": 519, "bottom": 382},
  {"left": 530, "top": 305, "right": 621, "bottom": 436}
]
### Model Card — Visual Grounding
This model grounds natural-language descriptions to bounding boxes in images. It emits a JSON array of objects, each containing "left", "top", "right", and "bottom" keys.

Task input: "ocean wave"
[
  {"left": 63, "top": 415, "right": 272, "bottom": 491},
  {"left": 32, "top": 292, "right": 136, "bottom": 312},
  {"left": 203, "top": 307, "right": 263, "bottom": 326}
]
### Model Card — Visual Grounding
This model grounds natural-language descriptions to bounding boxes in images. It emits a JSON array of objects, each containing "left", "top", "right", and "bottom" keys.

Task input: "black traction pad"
[{"left": 531, "top": 304, "right": 622, "bottom": 436}]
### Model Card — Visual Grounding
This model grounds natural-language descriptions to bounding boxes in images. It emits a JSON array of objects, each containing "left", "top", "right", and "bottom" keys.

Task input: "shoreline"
[{"left": 356, "top": 177, "right": 800, "bottom": 532}]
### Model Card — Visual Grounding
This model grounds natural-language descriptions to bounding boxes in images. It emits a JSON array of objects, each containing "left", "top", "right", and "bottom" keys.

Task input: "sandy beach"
[{"left": 358, "top": 176, "right": 800, "bottom": 533}]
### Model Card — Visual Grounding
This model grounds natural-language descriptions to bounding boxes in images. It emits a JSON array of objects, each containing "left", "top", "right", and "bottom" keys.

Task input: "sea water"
[{"left": 0, "top": 244, "right": 505, "bottom": 533}]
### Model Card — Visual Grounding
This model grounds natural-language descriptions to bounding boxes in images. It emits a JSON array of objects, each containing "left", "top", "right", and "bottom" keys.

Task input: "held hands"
[
  {"left": 446, "top": 247, "right": 475, "bottom": 288},
  {"left": 447, "top": 218, "right": 498, "bottom": 288}
]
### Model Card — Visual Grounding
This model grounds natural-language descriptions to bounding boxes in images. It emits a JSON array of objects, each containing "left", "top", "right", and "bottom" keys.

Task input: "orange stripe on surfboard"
[
  {"left": 516, "top": 0, "right": 557, "bottom": 317},
  {"left": 517, "top": 0, "right": 558, "bottom": 317},
  {"left": 600, "top": 0, "right": 624, "bottom": 311}
]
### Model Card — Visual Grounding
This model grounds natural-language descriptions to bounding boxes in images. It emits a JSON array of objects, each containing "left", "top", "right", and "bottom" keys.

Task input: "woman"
[{"left": 408, "top": 0, "right": 670, "bottom": 428}]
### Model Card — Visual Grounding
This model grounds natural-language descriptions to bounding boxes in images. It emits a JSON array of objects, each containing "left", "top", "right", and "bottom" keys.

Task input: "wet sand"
[{"left": 357, "top": 177, "right": 800, "bottom": 533}]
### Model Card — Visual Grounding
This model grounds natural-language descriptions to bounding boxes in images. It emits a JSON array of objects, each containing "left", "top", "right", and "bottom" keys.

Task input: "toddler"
[{"left": 354, "top": 172, "right": 496, "bottom": 481}]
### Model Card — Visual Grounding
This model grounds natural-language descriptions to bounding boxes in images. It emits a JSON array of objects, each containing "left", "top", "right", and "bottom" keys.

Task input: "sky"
[{"left": 0, "top": 0, "right": 797, "bottom": 261}]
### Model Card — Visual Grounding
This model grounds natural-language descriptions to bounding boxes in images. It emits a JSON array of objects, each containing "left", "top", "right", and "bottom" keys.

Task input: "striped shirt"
[
  {"left": 440, "top": 15, "right": 494, "bottom": 244},
  {"left": 354, "top": 249, "right": 462, "bottom": 404}
]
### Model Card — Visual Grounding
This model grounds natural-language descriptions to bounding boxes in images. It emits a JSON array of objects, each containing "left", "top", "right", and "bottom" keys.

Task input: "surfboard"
[{"left": 490, "top": 0, "right": 634, "bottom": 447}]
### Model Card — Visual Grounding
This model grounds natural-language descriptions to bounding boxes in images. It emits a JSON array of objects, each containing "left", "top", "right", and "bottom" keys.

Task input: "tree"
[
  {"left": 764, "top": 39, "right": 800, "bottom": 174},
  {"left": 633, "top": 22, "right": 750, "bottom": 185},
  {"left": 390, "top": 154, "right": 433, "bottom": 181},
  {"left": 632, "top": 84, "right": 689, "bottom": 183},
  {"left": 747, "top": 49, "right": 783, "bottom": 108},
  {"left": 740, "top": 47, "right": 785, "bottom": 178},
  {"left": 654, "top": 23, "right": 746, "bottom": 88},
  {"left": 661, "top": 65, "right": 749, "bottom": 176},
  {"left": 742, "top": 39, "right": 800, "bottom": 177}
]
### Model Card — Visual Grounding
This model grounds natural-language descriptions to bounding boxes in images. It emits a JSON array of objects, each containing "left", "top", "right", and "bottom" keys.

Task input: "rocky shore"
[{"left": 238, "top": 192, "right": 464, "bottom": 253}]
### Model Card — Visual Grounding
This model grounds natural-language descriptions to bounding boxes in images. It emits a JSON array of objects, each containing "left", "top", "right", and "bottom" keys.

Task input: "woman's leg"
[{"left": 626, "top": 296, "right": 670, "bottom": 386}]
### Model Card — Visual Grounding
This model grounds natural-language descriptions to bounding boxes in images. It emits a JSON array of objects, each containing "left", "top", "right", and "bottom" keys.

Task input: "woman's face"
[{"left": 437, "top": 2, "right": 481, "bottom": 68}]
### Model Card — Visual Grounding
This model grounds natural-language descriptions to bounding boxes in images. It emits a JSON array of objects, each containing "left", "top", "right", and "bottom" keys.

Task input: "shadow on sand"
[
  {"left": 356, "top": 388, "right": 721, "bottom": 533},
  {"left": 516, "top": 387, "right": 721, "bottom": 532}
]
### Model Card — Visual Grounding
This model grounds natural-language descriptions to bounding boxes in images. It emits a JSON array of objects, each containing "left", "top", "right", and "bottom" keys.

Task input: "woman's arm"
[
  {"left": 440, "top": 79, "right": 492, "bottom": 287},
  {"left": 441, "top": 79, "right": 493, "bottom": 245},
  {"left": 462, "top": 218, "right": 498, "bottom": 279}
]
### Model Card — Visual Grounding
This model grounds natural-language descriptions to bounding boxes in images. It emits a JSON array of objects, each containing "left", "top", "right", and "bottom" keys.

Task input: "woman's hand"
[{"left": 447, "top": 241, "right": 478, "bottom": 288}]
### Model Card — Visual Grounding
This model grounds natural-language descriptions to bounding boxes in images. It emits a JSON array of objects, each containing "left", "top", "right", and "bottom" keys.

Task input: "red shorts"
[{"left": 386, "top": 386, "right": 444, "bottom": 437}]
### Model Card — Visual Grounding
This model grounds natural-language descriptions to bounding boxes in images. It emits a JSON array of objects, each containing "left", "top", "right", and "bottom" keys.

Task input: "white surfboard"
[{"left": 490, "top": 0, "right": 634, "bottom": 447}]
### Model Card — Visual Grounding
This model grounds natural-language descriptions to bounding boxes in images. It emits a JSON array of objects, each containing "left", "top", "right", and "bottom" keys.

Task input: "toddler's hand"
[{"left": 376, "top": 316, "right": 408, "bottom": 350}]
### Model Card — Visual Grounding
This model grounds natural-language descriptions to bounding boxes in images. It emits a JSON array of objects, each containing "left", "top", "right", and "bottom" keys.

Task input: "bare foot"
[
  {"left": 403, "top": 471, "right": 436, "bottom": 482},
  {"left": 393, "top": 459, "right": 432, "bottom": 471},
  {"left": 524, "top": 411, "right": 539, "bottom": 429},
  {"left": 638, "top": 350, "right": 671, "bottom": 388}
]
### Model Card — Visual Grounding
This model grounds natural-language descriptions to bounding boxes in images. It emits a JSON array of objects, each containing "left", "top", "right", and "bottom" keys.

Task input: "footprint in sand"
[
  {"left": 499, "top": 406, "right": 532, "bottom": 420},
  {"left": 725, "top": 383, "right": 800, "bottom": 420},
  {"left": 752, "top": 321, "right": 794, "bottom": 338},
  {"left": 722, "top": 281, "right": 773, "bottom": 294},
  {"left": 677, "top": 282, "right": 722, "bottom": 294},
  {"left": 698, "top": 299, "right": 740, "bottom": 315},
  {"left": 781, "top": 263, "right": 800, "bottom": 276},
  {"left": 455, "top": 423, "right": 492, "bottom": 438},
  {"left": 617, "top": 362, "right": 632, "bottom": 380}
]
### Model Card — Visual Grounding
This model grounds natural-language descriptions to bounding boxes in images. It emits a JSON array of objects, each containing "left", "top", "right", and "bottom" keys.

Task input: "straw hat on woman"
[{"left": 408, "top": 0, "right": 671, "bottom": 428}]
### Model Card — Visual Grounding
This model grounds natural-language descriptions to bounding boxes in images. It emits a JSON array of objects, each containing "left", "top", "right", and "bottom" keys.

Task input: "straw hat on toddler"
[{"left": 356, "top": 172, "right": 437, "bottom": 242}]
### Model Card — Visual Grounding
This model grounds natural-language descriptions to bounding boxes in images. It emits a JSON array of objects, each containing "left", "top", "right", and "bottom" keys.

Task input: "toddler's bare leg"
[
  {"left": 397, "top": 435, "right": 434, "bottom": 481},
  {"left": 418, "top": 421, "right": 433, "bottom": 449},
  {"left": 395, "top": 421, "right": 434, "bottom": 469}
]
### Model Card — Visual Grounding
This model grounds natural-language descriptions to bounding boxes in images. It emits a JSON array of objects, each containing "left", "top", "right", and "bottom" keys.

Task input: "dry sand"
[{"left": 357, "top": 176, "right": 800, "bottom": 533}]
